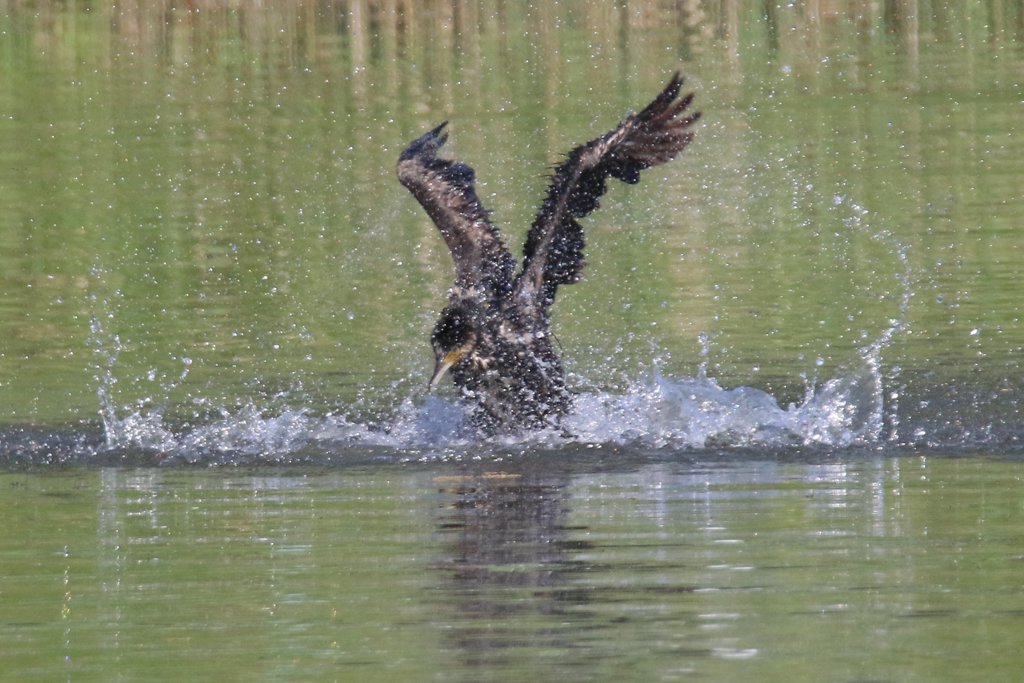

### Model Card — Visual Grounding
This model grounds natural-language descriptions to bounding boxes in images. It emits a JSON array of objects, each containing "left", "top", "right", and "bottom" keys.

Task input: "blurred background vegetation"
[{"left": 1, "top": 1, "right": 1021, "bottom": 427}]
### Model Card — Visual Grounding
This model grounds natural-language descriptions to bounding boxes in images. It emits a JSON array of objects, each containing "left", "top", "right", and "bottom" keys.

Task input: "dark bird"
[{"left": 397, "top": 73, "right": 700, "bottom": 432}]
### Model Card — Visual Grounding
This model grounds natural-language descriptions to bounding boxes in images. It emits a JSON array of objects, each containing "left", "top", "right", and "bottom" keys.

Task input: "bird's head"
[{"left": 428, "top": 303, "right": 479, "bottom": 390}]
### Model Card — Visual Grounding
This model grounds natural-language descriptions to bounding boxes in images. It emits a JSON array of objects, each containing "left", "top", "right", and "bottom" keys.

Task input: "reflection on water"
[
  {"left": 3, "top": 4, "right": 1024, "bottom": 678},
  {"left": 5, "top": 455, "right": 1024, "bottom": 680},
  {"left": 435, "top": 472, "right": 578, "bottom": 672}
]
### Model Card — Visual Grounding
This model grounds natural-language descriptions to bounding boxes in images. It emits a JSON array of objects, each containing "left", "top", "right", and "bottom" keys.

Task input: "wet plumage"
[{"left": 397, "top": 73, "right": 700, "bottom": 432}]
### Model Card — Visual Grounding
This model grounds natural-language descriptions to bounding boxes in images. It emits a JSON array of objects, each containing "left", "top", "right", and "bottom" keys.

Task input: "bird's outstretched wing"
[
  {"left": 397, "top": 123, "right": 516, "bottom": 299},
  {"left": 513, "top": 73, "right": 701, "bottom": 312}
]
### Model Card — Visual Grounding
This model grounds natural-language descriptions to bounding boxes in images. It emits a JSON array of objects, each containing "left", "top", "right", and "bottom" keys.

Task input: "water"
[
  {"left": 2, "top": 1, "right": 1024, "bottom": 680},
  {"left": 5, "top": 457, "right": 1024, "bottom": 681}
]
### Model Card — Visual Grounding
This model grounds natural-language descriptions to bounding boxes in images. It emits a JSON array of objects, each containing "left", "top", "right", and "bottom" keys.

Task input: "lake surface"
[
  {"left": 2, "top": 1, "right": 1024, "bottom": 680},
  {"left": 5, "top": 455, "right": 1024, "bottom": 682}
]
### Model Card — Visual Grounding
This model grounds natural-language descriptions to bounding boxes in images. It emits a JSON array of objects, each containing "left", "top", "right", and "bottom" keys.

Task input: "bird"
[{"left": 397, "top": 73, "right": 700, "bottom": 433}]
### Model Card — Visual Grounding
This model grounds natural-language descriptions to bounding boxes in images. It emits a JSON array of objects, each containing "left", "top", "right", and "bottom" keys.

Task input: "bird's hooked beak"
[{"left": 428, "top": 348, "right": 464, "bottom": 390}]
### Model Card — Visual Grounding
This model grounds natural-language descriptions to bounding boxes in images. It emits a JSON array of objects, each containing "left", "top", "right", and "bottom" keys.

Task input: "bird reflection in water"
[{"left": 432, "top": 470, "right": 594, "bottom": 670}]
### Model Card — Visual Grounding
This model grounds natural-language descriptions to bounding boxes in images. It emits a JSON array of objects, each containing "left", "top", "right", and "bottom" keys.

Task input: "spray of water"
[{"left": 81, "top": 183, "right": 913, "bottom": 462}]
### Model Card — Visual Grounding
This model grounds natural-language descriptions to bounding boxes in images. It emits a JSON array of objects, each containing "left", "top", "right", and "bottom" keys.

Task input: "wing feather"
[
  {"left": 397, "top": 123, "right": 516, "bottom": 299},
  {"left": 514, "top": 73, "right": 701, "bottom": 311}
]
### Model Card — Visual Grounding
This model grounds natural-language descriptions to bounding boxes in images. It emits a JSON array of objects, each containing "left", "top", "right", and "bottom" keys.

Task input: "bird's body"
[
  {"left": 397, "top": 73, "right": 700, "bottom": 433},
  {"left": 436, "top": 300, "right": 569, "bottom": 430}
]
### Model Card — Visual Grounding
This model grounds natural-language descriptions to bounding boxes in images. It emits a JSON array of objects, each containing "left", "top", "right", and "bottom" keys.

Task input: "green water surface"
[
  {"left": 1, "top": 1, "right": 1021, "bottom": 431},
  {"left": 2, "top": 2, "right": 1024, "bottom": 681},
  {"left": 4, "top": 455, "right": 1024, "bottom": 681}
]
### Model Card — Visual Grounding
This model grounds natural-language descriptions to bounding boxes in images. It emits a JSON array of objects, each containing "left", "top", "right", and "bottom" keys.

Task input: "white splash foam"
[
  {"left": 92, "top": 352, "right": 888, "bottom": 459},
  {"left": 86, "top": 187, "right": 912, "bottom": 460}
]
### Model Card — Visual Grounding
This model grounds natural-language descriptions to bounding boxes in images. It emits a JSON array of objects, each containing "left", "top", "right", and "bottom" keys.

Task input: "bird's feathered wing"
[
  {"left": 397, "top": 122, "right": 516, "bottom": 299},
  {"left": 513, "top": 73, "right": 701, "bottom": 312}
]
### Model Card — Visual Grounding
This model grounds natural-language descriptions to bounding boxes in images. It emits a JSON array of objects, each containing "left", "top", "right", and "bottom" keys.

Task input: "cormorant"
[{"left": 397, "top": 73, "right": 700, "bottom": 432}]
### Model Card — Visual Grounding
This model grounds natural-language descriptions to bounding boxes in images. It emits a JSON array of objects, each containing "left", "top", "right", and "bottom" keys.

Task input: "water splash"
[
  {"left": 568, "top": 352, "right": 887, "bottom": 449},
  {"left": 79, "top": 307, "right": 912, "bottom": 464},
  {"left": 71, "top": 251, "right": 912, "bottom": 463},
  {"left": 830, "top": 192, "right": 915, "bottom": 444},
  {"left": 73, "top": 183, "right": 917, "bottom": 464},
  {"left": 87, "top": 269, "right": 197, "bottom": 454},
  {"left": 80, "top": 349, "right": 894, "bottom": 463},
  {"left": 88, "top": 286, "right": 127, "bottom": 450}
]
